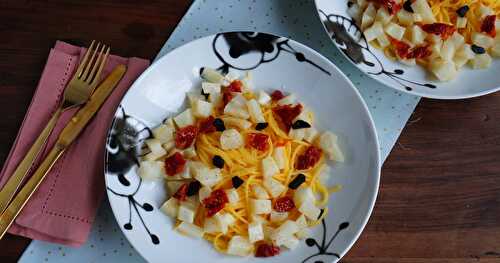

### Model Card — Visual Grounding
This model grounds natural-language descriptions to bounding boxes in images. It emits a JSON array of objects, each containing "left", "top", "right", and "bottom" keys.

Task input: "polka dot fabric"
[{"left": 20, "top": 0, "right": 419, "bottom": 262}]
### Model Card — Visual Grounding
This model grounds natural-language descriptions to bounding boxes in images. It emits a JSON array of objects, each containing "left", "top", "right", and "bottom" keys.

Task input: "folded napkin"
[{"left": 0, "top": 41, "right": 149, "bottom": 247}]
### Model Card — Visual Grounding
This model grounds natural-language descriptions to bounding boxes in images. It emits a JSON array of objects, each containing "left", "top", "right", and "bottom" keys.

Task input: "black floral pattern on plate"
[
  {"left": 105, "top": 106, "right": 159, "bottom": 244},
  {"left": 211, "top": 32, "right": 331, "bottom": 75},
  {"left": 319, "top": 8, "right": 437, "bottom": 92},
  {"left": 302, "top": 220, "right": 350, "bottom": 263}
]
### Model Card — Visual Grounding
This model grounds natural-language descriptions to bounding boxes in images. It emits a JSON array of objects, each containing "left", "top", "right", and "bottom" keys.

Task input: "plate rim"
[
  {"left": 103, "top": 30, "right": 382, "bottom": 263},
  {"left": 313, "top": 0, "right": 500, "bottom": 100}
]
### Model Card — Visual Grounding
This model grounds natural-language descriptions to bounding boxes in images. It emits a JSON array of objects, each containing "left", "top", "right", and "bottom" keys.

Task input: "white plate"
[
  {"left": 314, "top": 0, "right": 500, "bottom": 99},
  {"left": 104, "top": 32, "right": 380, "bottom": 263}
]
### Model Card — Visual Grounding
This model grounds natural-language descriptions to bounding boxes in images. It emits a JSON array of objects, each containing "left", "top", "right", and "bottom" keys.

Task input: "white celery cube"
[
  {"left": 361, "top": 3, "right": 376, "bottom": 29},
  {"left": 295, "top": 214, "right": 308, "bottom": 229},
  {"left": 177, "top": 203, "right": 196, "bottom": 223},
  {"left": 478, "top": 4, "right": 494, "bottom": 18},
  {"left": 440, "top": 40, "right": 456, "bottom": 61},
  {"left": 384, "top": 22, "right": 405, "bottom": 41},
  {"left": 262, "top": 156, "right": 280, "bottom": 178},
  {"left": 263, "top": 225, "right": 275, "bottom": 240},
  {"left": 152, "top": 124, "right": 174, "bottom": 143},
  {"left": 226, "top": 188, "right": 240, "bottom": 204},
  {"left": 204, "top": 217, "right": 221, "bottom": 234},
  {"left": 250, "top": 214, "right": 269, "bottom": 225},
  {"left": 182, "top": 146, "right": 197, "bottom": 159},
  {"left": 145, "top": 138, "right": 166, "bottom": 156},
  {"left": 456, "top": 17, "right": 467, "bottom": 29},
  {"left": 272, "top": 220, "right": 300, "bottom": 246},
  {"left": 270, "top": 211, "right": 288, "bottom": 223},
  {"left": 220, "top": 128, "right": 244, "bottom": 150},
  {"left": 272, "top": 146, "right": 286, "bottom": 170},
  {"left": 248, "top": 222, "right": 264, "bottom": 243},
  {"left": 160, "top": 198, "right": 179, "bottom": 218},
  {"left": 470, "top": 53, "right": 492, "bottom": 69},
  {"left": 375, "top": 7, "right": 392, "bottom": 25},
  {"left": 430, "top": 59, "right": 457, "bottom": 81},
  {"left": 491, "top": 42, "right": 500, "bottom": 57},
  {"left": 202, "top": 82, "right": 221, "bottom": 94},
  {"left": 299, "top": 200, "right": 321, "bottom": 220},
  {"left": 215, "top": 212, "right": 236, "bottom": 234},
  {"left": 277, "top": 93, "right": 296, "bottom": 106},
  {"left": 250, "top": 199, "right": 272, "bottom": 214},
  {"left": 364, "top": 22, "right": 384, "bottom": 42},
  {"left": 304, "top": 127, "right": 319, "bottom": 143},
  {"left": 257, "top": 90, "right": 271, "bottom": 105},
  {"left": 252, "top": 185, "right": 270, "bottom": 199},
  {"left": 226, "top": 236, "right": 252, "bottom": 256},
  {"left": 376, "top": 33, "right": 391, "bottom": 48},
  {"left": 224, "top": 100, "right": 250, "bottom": 119},
  {"left": 289, "top": 128, "right": 305, "bottom": 141},
  {"left": 317, "top": 131, "right": 345, "bottom": 162},
  {"left": 176, "top": 222, "right": 204, "bottom": 238},
  {"left": 137, "top": 160, "right": 165, "bottom": 180},
  {"left": 410, "top": 25, "right": 427, "bottom": 45},
  {"left": 411, "top": 0, "right": 435, "bottom": 23},
  {"left": 194, "top": 167, "right": 221, "bottom": 187},
  {"left": 208, "top": 92, "right": 221, "bottom": 105},
  {"left": 295, "top": 228, "right": 310, "bottom": 239},
  {"left": 397, "top": 9, "right": 414, "bottom": 26},
  {"left": 166, "top": 181, "right": 184, "bottom": 194},
  {"left": 263, "top": 178, "right": 286, "bottom": 198},
  {"left": 199, "top": 186, "right": 212, "bottom": 202},
  {"left": 293, "top": 186, "right": 315, "bottom": 207},
  {"left": 282, "top": 235, "right": 300, "bottom": 250},
  {"left": 193, "top": 99, "right": 213, "bottom": 118},
  {"left": 174, "top": 109, "right": 195, "bottom": 128},
  {"left": 200, "top": 67, "right": 223, "bottom": 83},
  {"left": 162, "top": 141, "right": 175, "bottom": 152},
  {"left": 221, "top": 117, "right": 252, "bottom": 130},
  {"left": 472, "top": 32, "right": 494, "bottom": 48},
  {"left": 246, "top": 99, "right": 266, "bottom": 123}
]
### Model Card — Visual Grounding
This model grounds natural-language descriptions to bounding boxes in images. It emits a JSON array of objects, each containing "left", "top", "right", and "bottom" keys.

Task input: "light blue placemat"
[{"left": 19, "top": 0, "right": 420, "bottom": 262}]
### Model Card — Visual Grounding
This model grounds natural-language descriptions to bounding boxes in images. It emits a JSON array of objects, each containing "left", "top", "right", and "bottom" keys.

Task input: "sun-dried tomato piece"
[
  {"left": 247, "top": 133, "right": 270, "bottom": 151},
  {"left": 272, "top": 104, "right": 303, "bottom": 132},
  {"left": 421, "top": 23, "right": 456, "bottom": 40},
  {"left": 270, "top": 90, "right": 285, "bottom": 101},
  {"left": 406, "top": 45, "right": 432, "bottom": 59},
  {"left": 481, "top": 15, "right": 497, "bottom": 38},
  {"left": 273, "top": 196, "right": 296, "bottom": 212},
  {"left": 202, "top": 189, "right": 229, "bottom": 217},
  {"left": 198, "top": 116, "right": 216, "bottom": 133},
  {"left": 227, "top": 80, "right": 243, "bottom": 92},
  {"left": 373, "top": 0, "right": 402, "bottom": 15},
  {"left": 173, "top": 183, "right": 188, "bottom": 201},
  {"left": 389, "top": 37, "right": 411, "bottom": 58},
  {"left": 175, "top": 125, "right": 198, "bottom": 149},
  {"left": 164, "top": 152, "right": 187, "bottom": 176},
  {"left": 295, "top": 146, "right": 322, "bottom": 170},
  {"left": 255, "top": 243, "right": 280, "bottom": 257}
]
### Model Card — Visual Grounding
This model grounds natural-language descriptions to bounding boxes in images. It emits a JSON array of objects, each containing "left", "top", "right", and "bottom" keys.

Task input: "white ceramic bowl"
[
  {"left": 314, "top": 0, "right": 500, "bottom": 99},
  {"left": 104, "top": 32, "right": 380, "bottom": 263}
]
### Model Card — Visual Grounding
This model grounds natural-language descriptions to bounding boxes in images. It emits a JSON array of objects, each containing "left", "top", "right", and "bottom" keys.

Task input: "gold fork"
[{"left": 0, "top": 41, "right": 110, "bottom": 213}]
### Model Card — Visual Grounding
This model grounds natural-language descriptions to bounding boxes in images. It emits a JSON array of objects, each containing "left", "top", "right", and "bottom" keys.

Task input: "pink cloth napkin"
[{"left": 0, "top": 41, "right": 150, "bottom": 247}]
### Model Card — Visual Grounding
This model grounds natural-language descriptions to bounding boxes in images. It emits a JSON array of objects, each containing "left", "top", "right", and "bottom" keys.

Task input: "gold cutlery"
[
  {"left": 0, "top": 41, "right": 109, "bottom": 214},
  {"left": 0, "top": 64, "right": 127, "bottom": 239}
]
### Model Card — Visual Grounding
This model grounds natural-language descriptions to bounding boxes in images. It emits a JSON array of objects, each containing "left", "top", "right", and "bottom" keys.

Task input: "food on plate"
[
  {"left": 139, "top": 69, "right": 343, "bottom": 257},
  {"left": 347, "top": 0, "right": 500, "bottom": 81}
]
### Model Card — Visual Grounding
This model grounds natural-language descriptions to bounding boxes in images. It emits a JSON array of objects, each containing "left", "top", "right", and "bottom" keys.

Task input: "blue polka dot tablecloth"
[{"left": 19, "top": 0, "right": 420, "bottom": 262}]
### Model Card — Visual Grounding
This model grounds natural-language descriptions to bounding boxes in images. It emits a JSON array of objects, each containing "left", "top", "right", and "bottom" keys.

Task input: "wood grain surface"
[{"left": 0, "top": 1, "right": 499, "bottom": 263}]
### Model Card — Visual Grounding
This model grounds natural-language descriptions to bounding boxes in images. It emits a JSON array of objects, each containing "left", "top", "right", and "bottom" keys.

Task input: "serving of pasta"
[
  {"left": 137, "top": 68, "right": 344, "bottom": 258},
  {"left": 347, "top": 0, "right": 500, "bottom": 81}
]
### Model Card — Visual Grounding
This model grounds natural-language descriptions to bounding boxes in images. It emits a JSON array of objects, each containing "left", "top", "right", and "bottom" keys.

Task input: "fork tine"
[
  {"left": 86, "top": 44, "right": 107, "bottom": 85},
  {"left": 80, "top": 42, "right": 102, "bottom": 79},
  {"left": 89, "top": 46, "right": 110, "bottom": 89},
  {"left": 75, "top": 40, "right": 95, "bottom": 77}
]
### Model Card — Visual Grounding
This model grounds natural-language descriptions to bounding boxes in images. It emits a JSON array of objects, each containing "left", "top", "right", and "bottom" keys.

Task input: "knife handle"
[
  {"left": 0, "top": 108, "right": 61, "bottom": 214},
  {"left": 0, "top": 65, "right": 126, "bottom": 239}
]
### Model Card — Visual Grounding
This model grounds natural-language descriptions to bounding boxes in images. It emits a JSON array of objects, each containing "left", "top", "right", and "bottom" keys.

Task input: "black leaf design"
[{"left": 301, "top": 220, "right": 349, "bottom": 263}]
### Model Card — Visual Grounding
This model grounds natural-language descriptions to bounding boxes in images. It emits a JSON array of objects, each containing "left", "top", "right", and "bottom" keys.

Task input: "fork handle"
[{"left": 0, "top": 108, "right": 61, "bottom": 214}]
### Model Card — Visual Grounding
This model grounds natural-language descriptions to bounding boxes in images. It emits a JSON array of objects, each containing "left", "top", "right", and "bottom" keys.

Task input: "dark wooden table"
[{"left": 1, "top": 1, "right": 499, "bottom": 262}]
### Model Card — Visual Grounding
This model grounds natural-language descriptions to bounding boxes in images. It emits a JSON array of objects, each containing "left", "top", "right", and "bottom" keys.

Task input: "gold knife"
[{"left": 0, "top": 64, "right": 127, "bottom": 239}]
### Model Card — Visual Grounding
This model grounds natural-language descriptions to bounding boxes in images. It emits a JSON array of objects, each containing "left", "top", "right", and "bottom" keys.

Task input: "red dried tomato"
[
  {"left": 273, "top": 196, "right": 296, "bottom": 212},
  {"left": 255, "top": 244, "right": 280, "bottom": 257},
  {"left": 175, "top": 125, "right": 198, "bottom": 149},
  {"left": 270, "top": 90, "right": 285, "bottom": 101},
  {"left": 373, "top": 0, "right": 401, "bottom": 15},
  {"left": 202, "top": 189, "right": 228, "bottom": 217},
  {"left": 227, "top": 80, "right": 243, "bottom": 92},
  {"left": 295, "top": 146, "right": 322, "bottom": 170},
  {"left": 389, "top": 37, "right": 411, "bottom": 58},
  {"left": 481, "top": 15, "right": 497, "bottom": 38},
  {"left": 164, "top": 152, "right": 187, "bottom": 176},
  {"left": 173, "top": 183, "right": 188, "bottom": 201},
  {"left": 247, "top": 133, "right": 270, "bottom": 151},
  {"left": 406, "top": 45, "right": 432, "bottom": 59},
  {"left": 272, "top": 104, "right": 303, "bottom": 132},
  {"left": 421, "top": 23, "right": 456, "bottom": 40},
  {"left": 222, "top": 90, "right": 233, "bottom": 107},
  {"left": 198, "top": 116, "right": 216, "bottom": 133}
]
